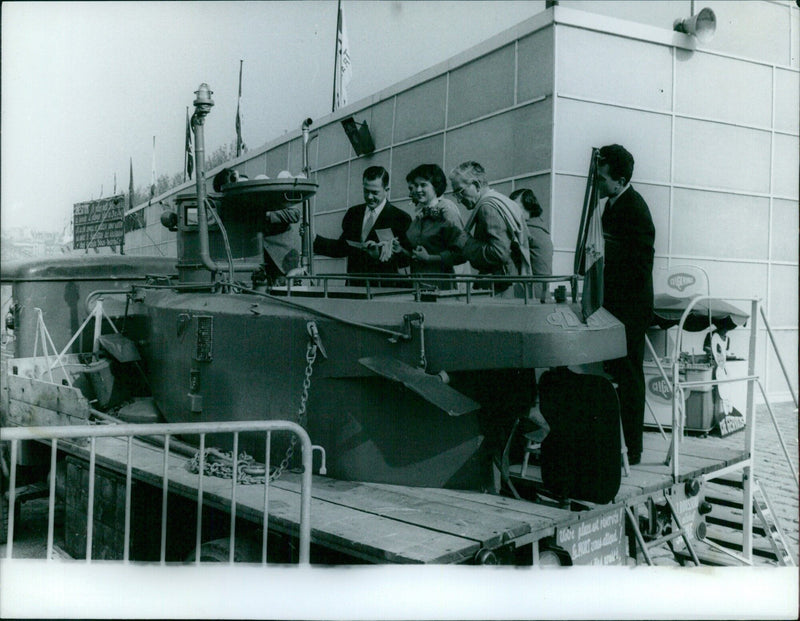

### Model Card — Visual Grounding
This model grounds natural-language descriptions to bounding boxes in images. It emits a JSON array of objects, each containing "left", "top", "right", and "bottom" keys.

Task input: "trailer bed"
[{"left": 55, "top": 430, "right": 748, "bottom": 564}]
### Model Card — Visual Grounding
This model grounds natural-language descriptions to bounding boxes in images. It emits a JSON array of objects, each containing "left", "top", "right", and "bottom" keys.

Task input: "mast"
[{"left": 331, "top": 0, "right": 342, "bottom": 112}]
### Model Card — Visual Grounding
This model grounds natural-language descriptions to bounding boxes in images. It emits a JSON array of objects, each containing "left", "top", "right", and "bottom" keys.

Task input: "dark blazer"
[
  {"left": 601, "top": 185, "right": 655, "bottom": 330},
  {"left": 314, "top": 202, "right": 412, "bottom": 280}
]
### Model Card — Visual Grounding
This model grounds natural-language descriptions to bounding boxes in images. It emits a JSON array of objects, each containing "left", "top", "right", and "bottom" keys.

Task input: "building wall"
[
  {"left": 125, "top": 1, "right": 798, "bottom": 399},
  {"left": 549, "top": 4, "right": 798, "bottom": 400}
]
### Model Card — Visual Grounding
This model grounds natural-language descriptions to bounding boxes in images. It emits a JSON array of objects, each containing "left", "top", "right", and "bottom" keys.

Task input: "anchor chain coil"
[
  {"left": 271, "top": 323, "right": 318, "bottom": 481},
  {"left": 186, "top": 321, "right": 320, "bottom": 484}
]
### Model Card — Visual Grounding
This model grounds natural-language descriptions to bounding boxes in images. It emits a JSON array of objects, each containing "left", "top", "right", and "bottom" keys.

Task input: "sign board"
[
  {"left": 556, "top": 507, "right": 626, "bottom": 565},
  {"left": 715, "top": 406, "right": 746, "bottom": 436},
  {"left": 73, "top": 195, "right": 125, "bottom": 249}
]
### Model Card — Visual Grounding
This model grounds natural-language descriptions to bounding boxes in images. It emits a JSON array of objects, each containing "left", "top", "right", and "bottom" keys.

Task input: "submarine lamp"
[
  {"left": 673, "top": 7, "right": 717, "bottom": 43},
  {"left": 341, "top": 116, "right": 375, "bottom": 156},
  {"left": 160, "top": 209, "right": 178, "bottom": 231},
  {"left": 193, "top": 83, "right": 215, "bottom": 110}
]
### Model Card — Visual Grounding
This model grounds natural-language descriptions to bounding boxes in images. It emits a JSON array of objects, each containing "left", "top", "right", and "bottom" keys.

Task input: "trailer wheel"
[
  {"left": 185, "top": 536, "right": 262, "bottom": 563},
  {"left": 537, "top": 539, "right": 572, "bottom": 566}
]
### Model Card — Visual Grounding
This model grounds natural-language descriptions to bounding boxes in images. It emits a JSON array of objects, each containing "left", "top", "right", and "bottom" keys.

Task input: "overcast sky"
[{"left": 1, "top": 1, "right": 545, "bottom": 234}]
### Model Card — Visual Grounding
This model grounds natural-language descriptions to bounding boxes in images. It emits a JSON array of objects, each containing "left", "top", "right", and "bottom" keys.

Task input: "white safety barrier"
[{"left": 0, "top": 420, "right": 312, "bottom": 564}]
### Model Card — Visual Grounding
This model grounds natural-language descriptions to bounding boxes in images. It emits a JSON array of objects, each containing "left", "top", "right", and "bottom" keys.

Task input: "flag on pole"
[
  {"left": 236, "top": 60, "right": 244, "bottom": 157},
  {"left": 185, "top": 107, "right": 194, "bottom": 180},
  {"left": 60, "top": 215, "right": 73, "bottom": 248},
  {"left": 580, "top": 206, "right": 605, "bottom": 321},
  {"left": 113, "top": 172, "right": 117, "bottom": 195},
  {"left": 150, "top": 135, "right": 157, "bottom": 202},
  {"left": 576, "top": 149, "right": 604, "bottom": 321},
  {"left": 128, "top": 157, "right": 135, "bottom": 211},
  {"left": 333, "top": 1, "right": 352, "bottom": 111}
]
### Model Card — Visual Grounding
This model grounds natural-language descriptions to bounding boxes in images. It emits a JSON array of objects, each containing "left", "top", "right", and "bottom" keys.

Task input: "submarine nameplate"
[{"left": 195, "top": 315, "right": 213, "bottom": 362}]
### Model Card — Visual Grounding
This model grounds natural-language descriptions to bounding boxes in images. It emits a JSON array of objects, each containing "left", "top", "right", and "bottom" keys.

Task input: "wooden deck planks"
[
  {"left": 271, "top": 474, "right": 531, "bottom": 549},
  {"left": 678, "top": 436, "right": 748, "bottom": 465},
  {"left": 60, "top": 436, "right": 478, "bottom": 564},
  {"left": 49, "top": 428, "right": 751, "bottom": 565},
  {"left": 511, "top": 437, "right": 746, "bottom": 504},
  {"left": 370, "top": 482, "right": 566, "bottom": 541},
  {"left": 616, "top": 468, "right": 676, "bottom": 499}
]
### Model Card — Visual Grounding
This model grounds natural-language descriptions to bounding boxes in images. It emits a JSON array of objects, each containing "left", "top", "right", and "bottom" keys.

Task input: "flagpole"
[
  {"left": 124, "top": 156, "right": 133, "bottom": 256},
  {"left": 332, "top": 0, "right": 341, "bottom": 112},
  {"left": 150, "top": 135, "right": 156, "bottom": 206},
  {"left": 236, "top": 59, "right": 244, "bottom": 157},
  {"left": 184, "top": 107, "right": 189, "bottom": 182}
]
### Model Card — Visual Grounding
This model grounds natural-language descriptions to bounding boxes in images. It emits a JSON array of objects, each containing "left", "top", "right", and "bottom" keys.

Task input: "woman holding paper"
[{"left": 393, "top": 164, "right": 466, "bottom": 290}]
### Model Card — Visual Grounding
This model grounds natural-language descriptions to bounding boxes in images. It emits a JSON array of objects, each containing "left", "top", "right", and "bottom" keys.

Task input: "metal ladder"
[
  {"left": 625, "top": 493, "right": 700, "bottom": 566},
  {"left": 753, "top": 477, "right": 796, "bottom": 566}
]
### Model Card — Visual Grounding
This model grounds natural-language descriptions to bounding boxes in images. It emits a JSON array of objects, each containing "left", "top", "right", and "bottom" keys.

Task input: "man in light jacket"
[{"left": 449, "top": 161, "right": 531, "bottom": 297}]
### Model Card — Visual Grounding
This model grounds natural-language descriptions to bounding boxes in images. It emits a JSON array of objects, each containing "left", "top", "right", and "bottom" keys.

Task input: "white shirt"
[{"left": 362, "top": 198, "right": 387, "bottom": 232}]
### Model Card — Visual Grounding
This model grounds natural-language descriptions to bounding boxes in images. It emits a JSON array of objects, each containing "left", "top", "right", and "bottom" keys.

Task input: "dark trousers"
[
  {"left": 605, "top": 316, "right": 648, "bottom": 457},
  {"left": 453, "top": 368, "right": 536, "bottom": 492}
]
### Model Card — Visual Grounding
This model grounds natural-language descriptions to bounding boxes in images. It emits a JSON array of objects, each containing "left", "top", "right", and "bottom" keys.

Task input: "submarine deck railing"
[
  {"left": 0, "top": 420, "right": 313, "bottom": 564},
  {"left": 655, "top": 295, "right": 798, "bottom": 564},
  {"left": 275, "top": 272, "right": 581, "bottom": 305}
]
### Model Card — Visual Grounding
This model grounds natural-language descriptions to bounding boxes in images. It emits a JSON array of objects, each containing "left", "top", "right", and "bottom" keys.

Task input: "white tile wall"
[
  {"left": 671, "top": 189, "right": 770, "bottom": 260},
  {"left": 675, "top": 51, "right": 772, "bottom": 128},
  {"left": 771, "top": 198, "right": 799, "bottom": 262},
  {"left": 555, "top": 98, "right": 672, "bottom": 182},
  {"left": 774, "top": 68, "right": 800, "bottom": 135},
  {"left": 768, "top": 264, "right": 799, "bottom": 327},
  {"left": 673, "top": 118, "right": 771, "bottom": 193},
  {"left": 557, "top": 26, "right": 673, "bottom": 111},
  {"left": 772, "top": 133, "right": 800, "bottom": 198}
]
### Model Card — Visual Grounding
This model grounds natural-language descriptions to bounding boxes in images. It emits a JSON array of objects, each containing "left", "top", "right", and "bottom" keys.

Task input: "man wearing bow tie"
[{"left": 314, "top": 166, "right": 411, "bottom": 285}]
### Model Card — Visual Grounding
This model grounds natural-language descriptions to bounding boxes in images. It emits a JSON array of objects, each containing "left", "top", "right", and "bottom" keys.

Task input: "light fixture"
[
  {"left": 341, "top": 116, "right": 375, "bottom": 156},
  {"left": 193, "top": 83, "right": 214, "bottom": 110},
  {"left": 673, "top": 7, "right": 717, "bottom": 43}
]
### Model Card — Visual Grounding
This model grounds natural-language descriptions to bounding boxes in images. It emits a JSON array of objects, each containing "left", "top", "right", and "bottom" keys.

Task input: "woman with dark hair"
[
  {"left": 393, "top": 163, "right": 465, "bottom": 289},
  {"left": 510, "top": 188, "right": 553, "bottom": 300}
]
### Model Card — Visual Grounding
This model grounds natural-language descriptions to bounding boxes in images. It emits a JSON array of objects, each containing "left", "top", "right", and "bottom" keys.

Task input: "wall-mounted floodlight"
[
  {"left": 341, "top": 116, "right": 375, "bottom": 156},
  {"left": 673, "top": 7, "right": 717, "bottom": 43}
]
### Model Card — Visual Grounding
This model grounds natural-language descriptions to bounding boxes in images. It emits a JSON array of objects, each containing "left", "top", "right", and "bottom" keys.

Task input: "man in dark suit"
[
  {"left": 314, "top": 166, "right": 411, "bottom": 285},
  {"left": 597, "top": 144, "right": 655, "bottom": 466}
]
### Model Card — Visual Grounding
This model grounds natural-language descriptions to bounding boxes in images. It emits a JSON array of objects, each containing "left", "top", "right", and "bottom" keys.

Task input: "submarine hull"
[{"left": 140, "top": 289, "right": 626, "bottom": 489}]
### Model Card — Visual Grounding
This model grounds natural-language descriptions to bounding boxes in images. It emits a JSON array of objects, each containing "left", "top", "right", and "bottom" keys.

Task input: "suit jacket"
[
  {"left": 601, "top": 185, "right": 655, "bottom": 330},
  {"left": 262, "top": 205, "right": 301, "bottom": 276},
  {"left": 314, "top": 201, "right": 412, "bottom": 280}
]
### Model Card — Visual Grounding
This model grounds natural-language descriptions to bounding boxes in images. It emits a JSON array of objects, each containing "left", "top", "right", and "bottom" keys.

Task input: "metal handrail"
[
  {"left": 274, "top": 272, "right": 581, "bottom": 305},
  {"left": 668, "top": 295, "right": 757, "bottom": 480},
  {"left": 759, "top": 306, "right": 798, "bottom": 408},
  {"left": 1, "top": 420, "right": 313, "bottom": 565},
  {"left": 665, "top": 295, "right": 790, "bottom": 565}
]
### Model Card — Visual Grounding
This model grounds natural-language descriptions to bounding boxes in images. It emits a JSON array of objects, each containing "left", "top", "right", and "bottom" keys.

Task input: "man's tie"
[{"left": 361, "top": 208, "right": 376, "bottom": 242}]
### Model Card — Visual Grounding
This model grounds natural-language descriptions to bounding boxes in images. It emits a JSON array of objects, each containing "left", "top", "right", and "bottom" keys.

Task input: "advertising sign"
[
  {"left": 73, "top": 195, "right": 125, "bottom": 249},
  {"left": 556, "top": 507, "right": 627, "bottom": 565}
]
